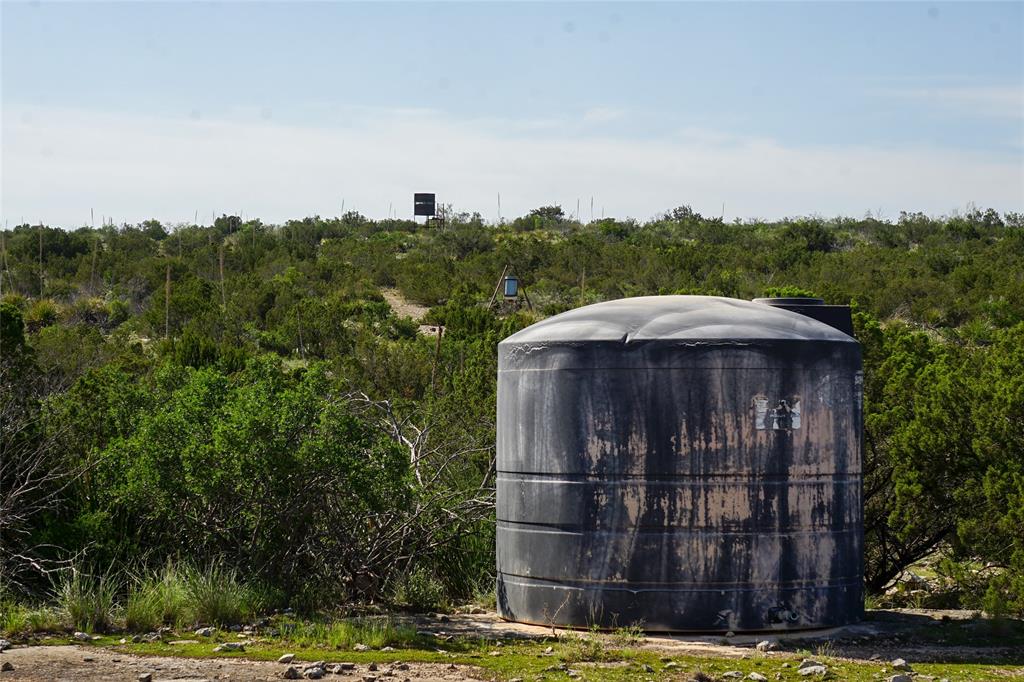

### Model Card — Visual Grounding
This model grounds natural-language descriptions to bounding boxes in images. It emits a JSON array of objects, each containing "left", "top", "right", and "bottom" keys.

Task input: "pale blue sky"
[{"left": 2, "top": 1, "right": 1022, "bottom": 226}]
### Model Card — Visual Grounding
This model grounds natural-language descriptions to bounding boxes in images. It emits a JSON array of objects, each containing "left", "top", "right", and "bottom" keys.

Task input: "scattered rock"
[
  {"left": 368, "top": 662, "right": 378, "bottom": 671},
  {"left": 138, "top": 674, "right": 152, "bottom": 682},
  {"left": 303, "top": 665, "right": 325, "bottom": 680},
  {"left": 489, "top": 651, "right": 501, "bottom": 656},
  {"left": 72, "top": 632, "right": 90, "bottom": 641},
  {"left": 886, "top": 676, "right": 912, "bottom": 682},
  {"left": 642, "top": 664, "right": 654, "bottom": 673},
  {"left": 336, "top": 663, "right": 357, "bottom": 671},
  {"left": 0, "top": 640, "right": 10, "bottom": 652},
  {"left": 543, "top": 646, "right": 554, "bottom": 654},
  {"left": 230, "top": 625, "right": 242, "bottom": 632},
  {"left": 748, "top": 674, "right": 769, "bottom": 682},
  {"left": 725, "top": 631, "right": 736, "bottom": 638},
  {"left": 278, "top": 653, "right": 295, "bottom": 664},
  {"left": 131, "top": 635, "right": 143, "bottom": 643},
  {"left": 755, "top": 639, "right": 778, "bottom": 652},
  {"left": 118, "top": 638, "right": 127, "bottom": 645},
  {"left": 891, "top": 658, "right": 913, "bottom": 672},
  {"left": 168, "top": 640, "right": 200, "bottom": 645},
  {"left": 283, "top": 667, "right": 301, "bottom": 680},
  {"left": 353, "top": 643, "right": 370, "bottom": 651},
  {"left": 798, "top": 665, "right": 829, "bottom": 677},
  {"left": 213, "top": 642, "right": 245, "bottom": 653},
  {"left": 381, "top": 646, "right": 395, "bottom": 652},
  {"left": 195, "top": 627, "right": 215, "bottom": 637},
  {"left": 83, "top": 657, "right": 95, "bottom": 662},
  {"left": 1, "top": 662, "right": 13, "bottom": 672},
  {"left": 798, "top": 660, "right": 824, "bottom": 670},
  {"left": 722, "top": 672, "right": 743, "bottom": 679}
]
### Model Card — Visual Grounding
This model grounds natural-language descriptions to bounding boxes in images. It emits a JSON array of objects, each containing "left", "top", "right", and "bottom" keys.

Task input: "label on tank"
[{"left": 753, "top": 395, "right": 802, "bottom": 430}]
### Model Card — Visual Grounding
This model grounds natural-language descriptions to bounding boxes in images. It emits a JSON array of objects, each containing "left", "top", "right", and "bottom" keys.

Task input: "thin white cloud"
[
  {"left": 876, "top": 85, "right": 1024, "bottom": 119},
  {"left": 1, "top": 105, "right": 1021, "bottom": 227},
  {"left": 582, "top": 107, "right": 625, "bottom": 124}
]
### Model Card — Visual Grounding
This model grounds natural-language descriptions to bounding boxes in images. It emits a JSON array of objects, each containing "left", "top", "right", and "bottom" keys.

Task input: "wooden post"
[{"left": 487, "top": 264, "right": 510, "bottom": 309}]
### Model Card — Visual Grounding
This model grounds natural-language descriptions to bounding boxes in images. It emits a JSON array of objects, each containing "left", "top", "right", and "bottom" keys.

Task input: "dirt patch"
[
  {"left": 382, "top": 288, "right": 430, "bottom": 322},
  {"left": 406, "top": 609, "right": 1024, "bottom": 663},
  {"left": 0, "top": 646, "right": 485, "bottom": 682}
]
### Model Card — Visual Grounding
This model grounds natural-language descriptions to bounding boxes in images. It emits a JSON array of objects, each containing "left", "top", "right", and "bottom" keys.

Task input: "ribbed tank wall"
[{"left": 495, "top": 297, "right": 863, "bottom": 632}]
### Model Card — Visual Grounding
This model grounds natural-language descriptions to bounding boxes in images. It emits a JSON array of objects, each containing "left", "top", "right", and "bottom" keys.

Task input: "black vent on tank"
[{"left": 753, "top": 297, "right": 855, "bottom": 337}]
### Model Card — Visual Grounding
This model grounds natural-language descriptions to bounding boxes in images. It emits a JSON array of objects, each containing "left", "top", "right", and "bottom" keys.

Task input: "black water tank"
[{"left": 496, "top": 295, "right": 862, "bottom": 632}]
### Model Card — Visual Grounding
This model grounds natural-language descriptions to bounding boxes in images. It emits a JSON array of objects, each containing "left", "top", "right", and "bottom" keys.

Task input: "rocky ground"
[
  {"left": 0, "top": 609, "right": 1020, "bottom": 681},
  {"left": 0, "top": 645, "right": 484, "bottom": 681}
]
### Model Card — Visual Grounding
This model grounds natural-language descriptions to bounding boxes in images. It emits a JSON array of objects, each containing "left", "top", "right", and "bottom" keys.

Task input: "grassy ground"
[{"left": 28, "top": 619, "right": 1020, "bottom": 682}]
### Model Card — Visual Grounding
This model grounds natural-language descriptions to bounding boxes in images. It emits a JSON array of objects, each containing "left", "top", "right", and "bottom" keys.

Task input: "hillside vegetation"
[{"left": 1, "top": 204, "right": 1022, "bottom": 627}]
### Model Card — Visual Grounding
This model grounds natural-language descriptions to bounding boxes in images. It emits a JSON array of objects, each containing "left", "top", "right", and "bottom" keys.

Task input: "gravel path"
[{"left": 0, "top": 646, "right": 485, "bottom": 682}]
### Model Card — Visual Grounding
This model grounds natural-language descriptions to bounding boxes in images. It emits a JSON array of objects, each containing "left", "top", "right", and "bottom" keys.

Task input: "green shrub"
[
  {"left": 393, "top": 567, "right": 447, "bottom": 612},
  {"left": 24, "top": 298, "right": 59, "bottom": 329}
]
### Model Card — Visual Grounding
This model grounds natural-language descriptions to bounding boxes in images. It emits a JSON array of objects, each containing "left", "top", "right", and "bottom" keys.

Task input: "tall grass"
[
  {"left": 183, "top": 562, "right": 256, "bottom": 626},
  {"left": 280, "top": 617, "right": 421, "bottom": 649},
  {"left": 124, "top": 562, "right": 190, "bottom": 631},
  {"left": 0, "top": 602, "right": 28, "bottom": 636},
  {"left": 2, "top": 600, "right": 67, "bottom": 636},
  {"left": 123, "top": 561, "right": 272, "bottom": 629},
  {"left": 10, "top": 561, "right": 276, "bottom": 634},
  {"left": 54, "top": 569, "right": 118, "bottom": 633}
]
